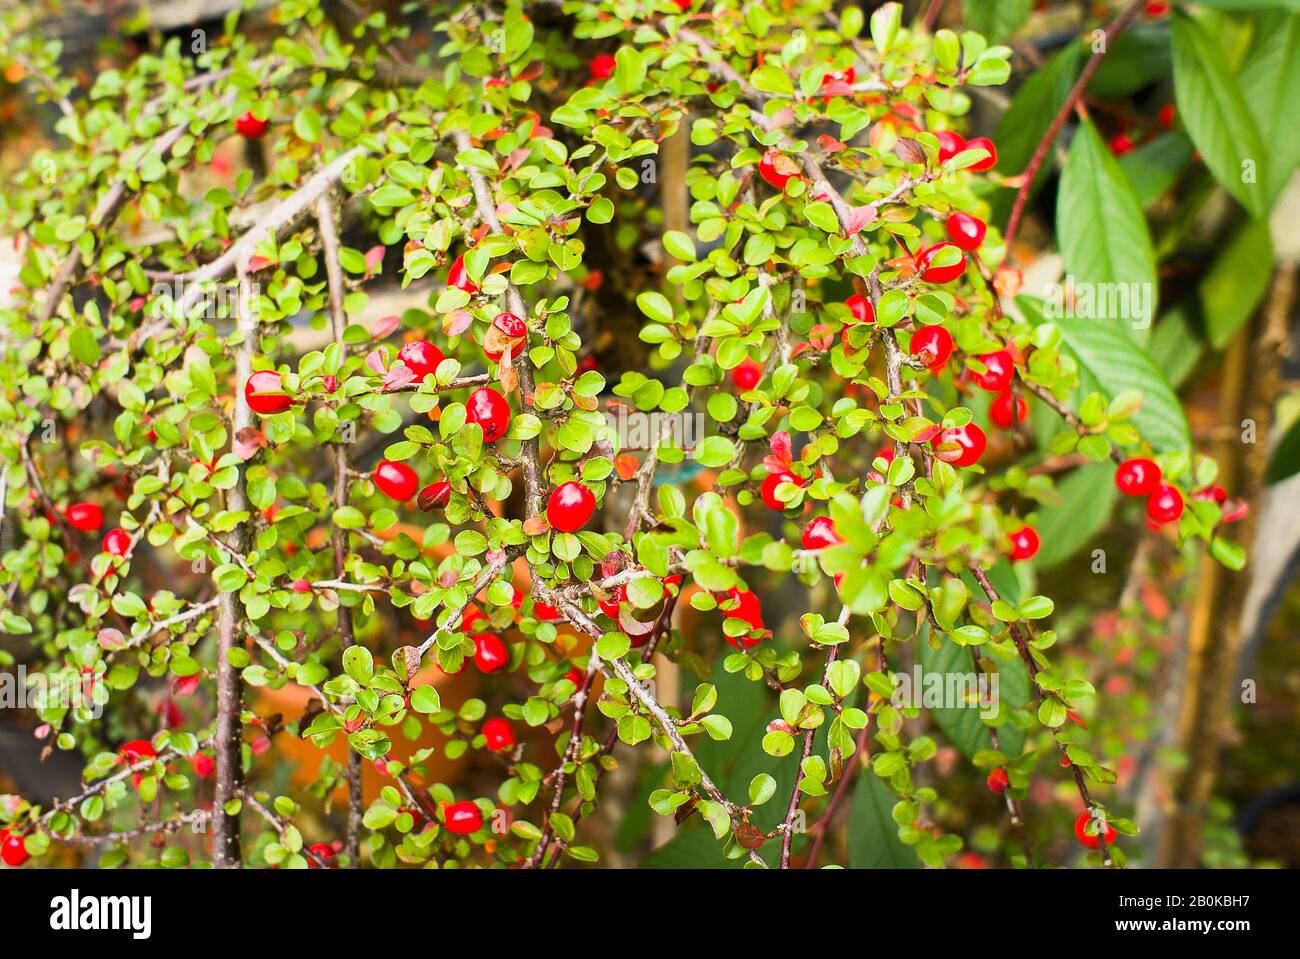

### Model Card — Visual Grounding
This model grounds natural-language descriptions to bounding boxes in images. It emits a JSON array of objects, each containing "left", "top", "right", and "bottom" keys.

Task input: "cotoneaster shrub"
[{"left": 0, "top": 0, "right": 1255, "bottom": 870}]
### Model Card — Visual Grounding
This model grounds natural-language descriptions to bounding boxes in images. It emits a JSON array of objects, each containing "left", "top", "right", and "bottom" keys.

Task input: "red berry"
[
  {"left": 484, "top": 312, "right": 527, "bottom": 362},
  {"left": 760, "top": 470, "right": 803, "bottom": 510},
  {"left": 291, "top": 579, "right": 311, "bottom": 594},
  {"left": 447, "top": 253, "right": 478, "bottom": 294},
  {"left": 374, "top": 460, "right": 419, "bottom": 502},
  {"left": 934, "top": 423, "right": 987, "bottom": 468},
  {"left": 723, "top": 587, "right": 764, "bottom": 648},
  {"left": 965, "top": 136, "right": 998, "bottom": 171},
  {"left": 934, "top": 130, "right": 965, "bottom": 163},
  {"left": 915, "top": 242, "right": 967, "bottom": 284},
  {"left": 1008, "top": 526, "right": 1040, "bottom": 561},
  {"left": 1109, "top": 132, "right": 1135, "bottom": 156},
  {"left": 235, "top": 111, "right": 269, "bottom": 139},
  {"left": 971, "top": 350, "right": 1014, "bottom": 393},
  {"left": 102, "top": 528, "right": 132, "bottom": 557},
  {"left": 590, "top": 53, "right": 617, "bottom": 81},
  {"left": 306, "top": 843, "right": 336, "bottom": 868},
  {"left": 322, "top": 375, "right": 338, "bottom": 394},
  {"left": 909, "top": 325, "right": 954, "bottom": 371},
  {"left": 821, "top": 65, "right": 856, "bottom": 90},
  {"left": 120, "top": 739, "right": 157, "bottom": 764},
  {"left": 945, "top": 212, "right": 987, "bottom": 251},
  {"left": 192, "top": 753, "right": 214, "bottom": 778},
  {"left": 547, "top": 481, "right": 596, "bottom": 533},
  {"left": 444, "top": 800, "right": 483, "bottom": 835},
  {"left": 1158, "top": 103, "right": 1175, "bottom": 129},
  {"left": 398, "top": 340, "right": 445, "bottom": 380},
  {"left": 534, "top": 601, "right": 562, "bottom": 621},
  {"left": 758, "top": 149, "right": 798, "bottom": 190},
  {"left": 564, "top": 667, "right": 584, "bottom": 688},
  {"left": 845, "top": 293, "right": 875, "bottom": 324},
  {"left": 65, "top": 502, "right": 104, "bottom": 532},
  {"left": 1074, "top": 809, "right": 1116, "bottom": 849},
  {"left": 1146, "top": 484, "right": 1184, "bottom": 524},
  {"left": 466, "top": 387, "right": 510, "bottom": 442},
  {"left": 673, "top": 0, "right": 691, "bottom": 9},
  {"left": 1114, "top": 458, "right": 1161, "bottom": 496},
  {"left": 482, "top": 717, "right": 515, "bottom": 752},
  {"left": 731, "top": 357, "right": 763, "bottom": 391},
  {"left": 986, "top": 768, "right": 1009, "bottom": 793},
  {"left": 1192, "top": 485, "right": 1227, "bottom": 505},
  {"left": 419, "top": 480, "right": 452, "bottom": 510},
  {"left": 1, "top": 831, "right": 29, "bottom": 867},
  {"left": 244, "top": 369, "right": 293, "bottom": 415},
  {"left": 989, "top": 390, "right": 1028, "bottom": 429},
  {"left": 598, "top": 584, "right": 627, "bottom": 619},
  {"left": 801, "top": 516, "right": 843, "bottom": 551},
  {"left": 473, "top": 633, "right": 509, "bottom": 673}
]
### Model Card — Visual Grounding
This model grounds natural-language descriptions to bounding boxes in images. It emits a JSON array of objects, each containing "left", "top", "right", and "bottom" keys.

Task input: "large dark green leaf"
[
  {"left": 1118, "top": 133, "right": 1195, "bottom": 209},
  {"left": 848, "top": 771, "right": 921, "bottom": 869},
  {"left": 1146, "top": 304, "right": 1204, "bottom": 388},
  {"left": 1032, "top": 462, "right": 1118, "bottom": 568},
  {"left": 995, "top": 43, "right": 1083, "bottom": 176},
  {"left": 918, "top": 631, "right": 1032, "bottom": 759},
  {"left": 1019, "top": 297, "right": 1191, "bottom": 453},
  {"left": 1240, "top": 10, "right": 1300, "bottom": 206},
  {"left": 1202, "top": 218, "right": 1274, "bottom": 349},
  {"left": 1089, "top": 25, "right": 1172, "bottom": 99},
  {"left": 1172, "top": 11, "right": 1270, "bottom": 216},
  {"left": 640, "top": 826, "right": 747, "bottom": 869},
  {"left": 1267, "top": 415, "right": 1300, "bottom": 484},
  {"left": 1056, "top": 120, "right": 1158, "bottom": 342},
  {"left": 960, "top": 0, "right": 1033, "bottom": 42}
]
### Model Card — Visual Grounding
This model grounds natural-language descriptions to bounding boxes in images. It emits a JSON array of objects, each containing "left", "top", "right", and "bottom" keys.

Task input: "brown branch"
[
  {"left": 1002, "top": 0, "right": 1146, "bottom": 255},
  {"left": 316, "top": 192, "right": 363, "bottom": 866}
]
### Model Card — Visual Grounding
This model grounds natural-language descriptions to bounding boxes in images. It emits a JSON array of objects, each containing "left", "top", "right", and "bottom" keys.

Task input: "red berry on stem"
[
  {"left": 758, "top": 149, "right": 798, "bottom": 190},
  {"left": 934, "top": 423, "right": 987, "bottom": 468},
  {"left": 120, "top": 739, "right": 157, "bottom": 764},
  {"left": 307, "top": 843, "right": 336, "bottom": 868},
  {"left": 965, "top": 136, "right": 998, "bottom": 171},
  {"left": 732, "top": 357, "right": 763, "bottom": 391},
  {"left": 484, "top": 312, "right": 527, "bottom": 362},
  {"left": 945, "top": 212, "right": 987, "bottom": 251},
  {"left": 444, "top": 801, "right": 483, "bottom": 835},
  {"left": 845, "top": 293, "right": 875, "bottom": 324},
  {"left": 466, "top": 387, "right": 510, "bottom": 442},
  {"left": 986, "top": 768, "right": 1009, "bottom": 794},
  {"left": 760, "top": 470, "right": 803, "bottom": 510},
  {"left": 934, "top": 130, "right": 965, "bottom": 163},
  {"left": 291, "top": 579, "right": 311, "bottom": 594},
  {"left": 971, "top": 350, "right": 1015, "bottom": 392},
  {"left": 235, "top": 111, "right": 269, "bottom": 139},
  {"left": 1, "top": 830, "right": 29, "bottom": 867},
  {"left": 598, "top": 584, "right": 627, "bottom": 619},
  {"left": 482, "top": 717, "right": 515, "bottom": 752},
  {"left": 1146, "top": 484, "right": 1184, "bottom": 524},
  {"left": 102, "top": 528, "right": 132, "bottom": 557},
  {"left": 447, "top": 253, "right": 478, "bottom": 294},
  {"left": 1115, "top": 458, "right": 1161, "bottom": 496},
  {"left": 473, "top": 633, "right": 509, "bottom": 673},
  {"left": 723, "top": 587, "right": 764, "bottom": 648},
  {"left": 65, "top": 502, "right": 104, "bottom": 532},
  {"left": 1008, "top": 526, "right": 1040, "bottom": 561},
  {"left": 989, "top": 390, "right": 1028, "bottom": 429},
  {"left": 374, "top": 460, "right": 418, "bottom": 502},
  {"left": 801, "top": 516, "right": 843, "bottom": 551},
  {"left": 1074, "top": 809, "right": 1116, "bottom": 849},
  {"left": 915, "top": 242, "right": 967, "bottom": 283},
  {"left": 909, "top": 325, "right": 954, "bottom": 371},
  {"left": 547, "top": 481, "right": 596, "bottom": 532},
  {"left": 245, "top": 370, "right": 294, "bottom": 415},
  {"left": 419, "top": 480, "right": 451, "bottom": 510},
  {"left": 398, "top": 340, "right": 445, "bottom": 380},
  {"left": 590, "top": 53, "right": 617, "bottom": 81}
]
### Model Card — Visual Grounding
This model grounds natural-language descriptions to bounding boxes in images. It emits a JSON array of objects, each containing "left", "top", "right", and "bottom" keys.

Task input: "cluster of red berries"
[{"left": 1114, "top": 458, "right": 1183, "bottom": 525}]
